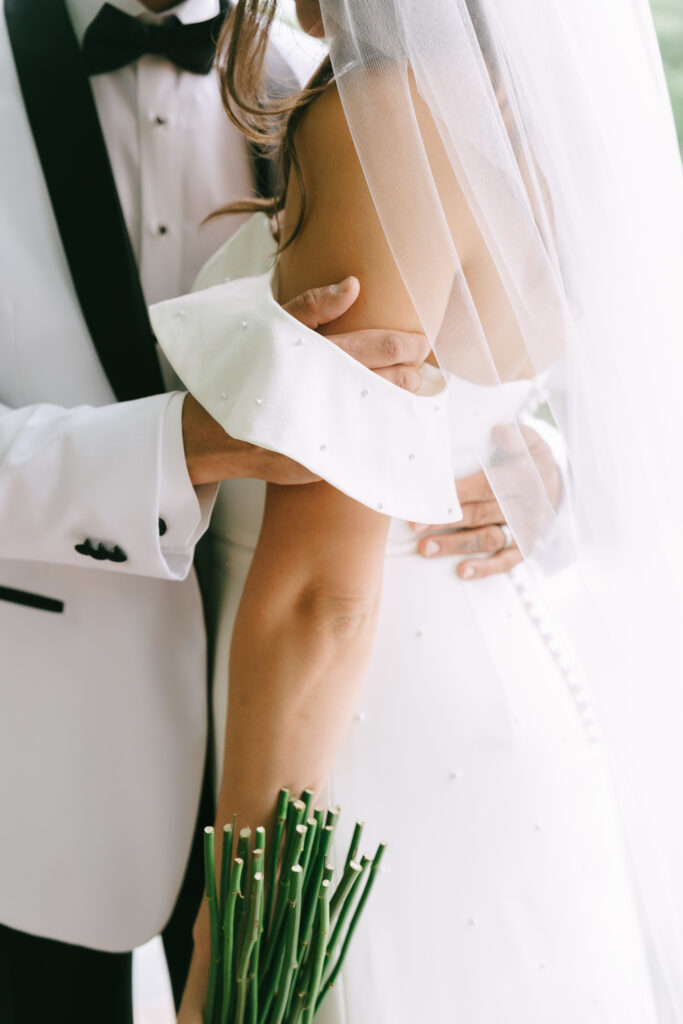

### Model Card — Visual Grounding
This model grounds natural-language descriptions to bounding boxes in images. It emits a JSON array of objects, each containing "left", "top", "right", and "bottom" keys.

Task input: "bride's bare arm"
[
  {"left": 178, "top": 85, "right": 426, "bottom": 1021},
  {"left": 214, "top": 84, "right": 429, "bottom": 833}
]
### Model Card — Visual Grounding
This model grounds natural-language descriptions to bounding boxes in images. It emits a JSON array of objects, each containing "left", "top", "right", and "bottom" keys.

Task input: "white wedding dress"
[{"left": 151, "top": 214, "right": 660, "bottom": 1023}]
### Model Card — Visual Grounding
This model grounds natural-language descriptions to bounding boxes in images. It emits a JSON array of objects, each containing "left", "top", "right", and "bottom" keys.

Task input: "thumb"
[{"left": 282, "top": 276, "right": 360, "bottom": 329}]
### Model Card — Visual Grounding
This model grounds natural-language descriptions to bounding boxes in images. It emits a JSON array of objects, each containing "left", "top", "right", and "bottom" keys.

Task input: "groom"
[{"left": 0, "top": 2, "right": 437, "bottom": 1022}]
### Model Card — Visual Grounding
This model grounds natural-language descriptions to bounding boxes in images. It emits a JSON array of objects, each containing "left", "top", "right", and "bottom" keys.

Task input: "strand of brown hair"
[{"left": 213, "top": 0, "right": 334, "bottom": 252}]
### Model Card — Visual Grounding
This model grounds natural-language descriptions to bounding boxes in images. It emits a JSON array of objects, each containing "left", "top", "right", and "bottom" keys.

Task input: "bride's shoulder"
[{"left": 293, "top": 80, "right": 358, "bottom": 178}]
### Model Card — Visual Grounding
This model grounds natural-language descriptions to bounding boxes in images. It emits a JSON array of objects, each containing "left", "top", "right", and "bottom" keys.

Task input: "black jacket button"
[
  {"left": 74, "top": 539, "right": 95, "bottom": 557},
  {"left": 158, "top": 518, "right": 168, "bottom": 537},
  {"left": 109, "top": 546, "right": 128, "bottom": 563},
  {"left": 91, "top": 543, "right": 110, "bottom": 561}
]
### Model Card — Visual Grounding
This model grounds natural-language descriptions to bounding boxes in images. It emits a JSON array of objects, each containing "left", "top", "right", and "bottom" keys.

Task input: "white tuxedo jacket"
[{"left": 0, "top": 0, "right": 266, "bottom": 952}]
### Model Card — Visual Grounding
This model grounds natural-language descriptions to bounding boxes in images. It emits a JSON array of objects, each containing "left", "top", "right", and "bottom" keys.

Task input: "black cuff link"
[
  {"left": 74, "top": 539, "right": 128, "bottom": 563},
  {"left": 158, "top": 518, "right": 168, "bottom": 537}
]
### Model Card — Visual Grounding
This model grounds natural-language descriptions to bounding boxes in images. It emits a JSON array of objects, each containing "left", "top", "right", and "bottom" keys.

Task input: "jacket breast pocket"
[{"left": 0, "top": 585, "right": 64, "bottom": 613}]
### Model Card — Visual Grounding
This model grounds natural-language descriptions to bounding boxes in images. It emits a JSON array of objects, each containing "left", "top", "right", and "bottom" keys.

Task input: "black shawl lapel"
[{"left": 4, "top": 0, "right": 165, "bottom": 401}]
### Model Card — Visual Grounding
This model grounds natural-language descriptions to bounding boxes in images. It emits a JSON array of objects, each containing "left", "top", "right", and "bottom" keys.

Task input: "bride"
[{"left": 151, "top": 0, "right": 683, "bottom": 1020}]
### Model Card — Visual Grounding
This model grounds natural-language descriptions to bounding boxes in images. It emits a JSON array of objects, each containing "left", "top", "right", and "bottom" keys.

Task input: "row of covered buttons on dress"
[{"left": 509, "top": 565, "right": 600, "bottom": 745}]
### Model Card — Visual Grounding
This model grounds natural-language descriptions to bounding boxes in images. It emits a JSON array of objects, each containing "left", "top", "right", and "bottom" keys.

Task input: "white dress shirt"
[{"left": 66, "top": 0, "right": 255, "bottom": 560}]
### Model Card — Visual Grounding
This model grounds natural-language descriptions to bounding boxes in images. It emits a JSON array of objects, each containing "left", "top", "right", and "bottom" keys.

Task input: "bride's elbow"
[{"left": 294, "top": 583, "right": 378, "bottom": 645}]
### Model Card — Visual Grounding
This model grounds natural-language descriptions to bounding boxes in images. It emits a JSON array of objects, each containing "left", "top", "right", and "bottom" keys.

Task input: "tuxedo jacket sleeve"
[{"left": 0, "top": 393, "right": 215, "bottom": 581}]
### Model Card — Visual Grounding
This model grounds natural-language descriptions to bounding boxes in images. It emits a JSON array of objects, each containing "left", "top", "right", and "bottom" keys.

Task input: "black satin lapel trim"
[
  {"left": 0, "top": 586, "right": 64, "bottom": 614},
  {"left": 4, "top": 0, "right": 164, "bottom": 402}
]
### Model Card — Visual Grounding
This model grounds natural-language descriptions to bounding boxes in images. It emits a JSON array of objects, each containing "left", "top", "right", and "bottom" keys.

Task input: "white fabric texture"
[
  {"left": 203, "top": 219, "right": 662, "bottom": 1023},
  {"left": 151, "top": 213, "right": 462, "bottom": 525}
]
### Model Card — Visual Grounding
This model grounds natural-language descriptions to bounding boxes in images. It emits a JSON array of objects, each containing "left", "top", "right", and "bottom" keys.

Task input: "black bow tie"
[{"left": 82, "top": 3, "right": 229, "bottom": 76}]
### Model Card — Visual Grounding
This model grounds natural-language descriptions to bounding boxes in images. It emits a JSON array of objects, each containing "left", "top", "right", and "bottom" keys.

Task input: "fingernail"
[
  {"left": 412, "top": 523, "right": 431, "bottom": 533},
  {"left": 424, "top": 540, "right": 440, "bottom": 557},
  {"left": 331, "top": 277, "right": 353, "bottom": 295},
  {"left": 462, "top": 565, "right": 476, "bottom": 579}
]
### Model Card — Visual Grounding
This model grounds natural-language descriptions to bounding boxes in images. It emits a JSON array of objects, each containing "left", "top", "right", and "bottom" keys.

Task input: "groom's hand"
[
  {"left": 183, "top": 276, "right": 429, "bottom": 486},
  {"left": 283, "top": 276, "right": 429, "bottom": 393},
  {"left": 181, "top": 274, "right": 428, "bottom": 485},
  {"left": 182, "top": 394, "right": 319, "bottom": 486}
]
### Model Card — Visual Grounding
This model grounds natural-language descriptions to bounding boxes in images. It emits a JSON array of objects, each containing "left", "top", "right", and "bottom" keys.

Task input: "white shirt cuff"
[{"left": 158, "top": 392, "right": 217, "bottom": 576}]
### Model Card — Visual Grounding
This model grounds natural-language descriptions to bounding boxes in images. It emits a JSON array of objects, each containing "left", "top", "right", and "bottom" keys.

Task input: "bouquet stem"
[{"left": 203, "top": 790, "right": 384, "bottom": 1024}]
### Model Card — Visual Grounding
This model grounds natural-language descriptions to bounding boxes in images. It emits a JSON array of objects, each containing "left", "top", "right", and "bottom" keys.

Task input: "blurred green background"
[{"left": 652, "top": 0, "right": 683, "bottom": 154}]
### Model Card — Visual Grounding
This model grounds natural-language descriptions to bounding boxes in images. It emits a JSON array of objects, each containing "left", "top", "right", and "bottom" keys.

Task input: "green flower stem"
[
  {"left": 266, "top": 788, "right": 289, "bottom": 937},
  {"left": 299, "top": 825, "right": 333, "bottom": 958},
  {"left": 259, "top": 900, "right": 290, "bottom": 1024},
  {"left": 324, "top": 806, "right": 340, "bottom": 836},
  {"left": 301, "top": 789, "right": 315, "bottom": 819},
  {"left": 203, "top": 828, "right": 221, "bottom": 1024},
  {"left": 310, "top": 809, "right": 325, "bottom": 865},
  {"left": 271, "top": 866, "right": 304, "bottom": 1024},
  {"left": 261, "top": 821, "right": 304, "bottom": 1012},
  {"left": 344, "top": 821, "right": 364, "bottom": 873},
  {"left": 285, "top": 941, "right": 314, "bottom": 1024},
  {"left": 296, "top": 818, "right": 319, "bottom": 963},
  {"left": 254, "top": 828, "right": 266, "bottom": 875},
  {"left": 206, "top": 792, "right": 384, "bottom": 1024},
  {"left": 248, "top": 870, "right": 265, "bottom": 1024},
  {"left": 267, "top": 799, "right": 301, "bottom": 958},
  {"left": 302, "top": 880, "right": 331, "bottom": 1024},
  {"left": 320, "top": 857, "right": 369, "bottom": 991},
  {"left": 329, "top": 860, "right": 362, "bottom": 923},
  {"left": 280, "top": 831, "right": 308, "bottom": 1023},
  {"left": 248, "top": 844, "right": 264, "bottom": 1024},
  {"left": 219, "top": 823, "right": 234, "bottom": 920},
  {"left": 236, "top": 827, "right": 252, "bottom": 948},
  {"left": 265, "top": 807, "right": 306, "bottom": 974},
  {"left": 318, "top": 843, "right": 387, "bottom": 1006},
  {"left": 219, "top": 857, "right": 244, "bottom": 1024},
  {"left": 234, "top": 872, "right": 263, "bottom": 1024},
  {"left": 284, "top": 802, "right": 307, "bottom": 862},
  {"left": 300, "top": 820, "right": 318, "bottom": 877},
  {"left": 292, "top": 823, "right": 307, "bottom": 867},
  {"left": 258, "top": 969, "right": 279, "bottom": 1024},
  {"left": 237, "top": 828, "right": 252, "bottom": 896}
]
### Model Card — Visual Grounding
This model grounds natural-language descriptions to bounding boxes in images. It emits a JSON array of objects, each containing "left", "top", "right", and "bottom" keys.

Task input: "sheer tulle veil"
[{"left": 315, "top": 0, "right": 683, "bottom": 1015}]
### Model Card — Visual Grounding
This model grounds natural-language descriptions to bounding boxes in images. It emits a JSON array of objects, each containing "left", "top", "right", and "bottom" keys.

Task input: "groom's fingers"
[
  {"left": 373, "top": 365, "right": 423, "bottom": 393},
  {"left": 282, "top": 278, "right": 430, "bottom": 391},
  {"left": 282, "top": 276, "right": 361, "bottom": 328},
  {"left": 331, "top": 329, "right": 429, "bottom": 372}
]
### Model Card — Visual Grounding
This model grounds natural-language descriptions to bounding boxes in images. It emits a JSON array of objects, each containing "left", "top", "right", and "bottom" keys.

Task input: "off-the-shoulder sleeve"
[{"left": 149, "top": 217, "right": 461, "bottom": 525}]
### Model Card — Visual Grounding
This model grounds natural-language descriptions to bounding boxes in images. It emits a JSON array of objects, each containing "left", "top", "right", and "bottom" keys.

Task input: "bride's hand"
[{"left": 411, "top": 424, "right": 561, "bottom": 579}]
